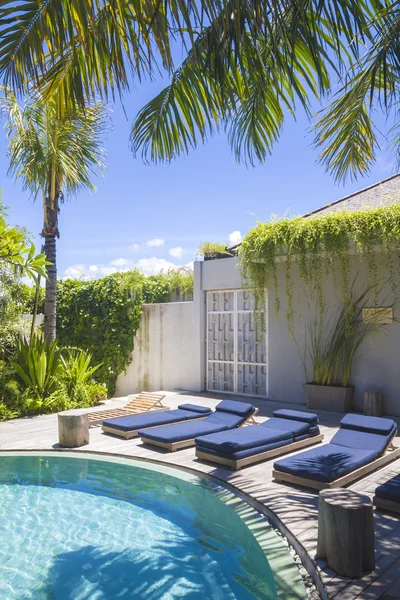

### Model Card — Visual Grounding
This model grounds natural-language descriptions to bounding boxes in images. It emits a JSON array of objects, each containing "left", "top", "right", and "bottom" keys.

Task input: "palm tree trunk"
[
  {"left": 43, "top": 182, "right": 60, "bottom": 342},
  {"left": 43, "top": 235, "right": 57, "bottom": 341}
]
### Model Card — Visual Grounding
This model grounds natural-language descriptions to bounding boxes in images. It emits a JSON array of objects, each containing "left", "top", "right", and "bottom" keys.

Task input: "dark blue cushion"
[
  {"left": 331, "top": 427, "right": 395, "bottom": 454},
  {"left": 140, "top": 420, "right": 231, "bottom": 443},
  {"left": 340, "top": 414, "right": 396, "bottom": 436},
  {"left": 196, "top": 425, "right": 292, "bottom": 453},
  {"left": 215, "top": 400, "right": 254, "bottom": 417},
  {"left": 197, "top": 437, "right": 291, "bottom": 461},
  {"left": 204, "top": 412, "right": 245, "bottom": 428},
  {"left": 273, "top": 409, "right": 318, "bottom": 425},
  {"left": 375, "top": 474, "right": 400, "bottom": 503},
  {"left": 261, "top": 417, "right": 310, "bottom": 436},
  {"left": 274, "top": 444, "right": 377, "bottom": 483},
  {"left": 104, "top": 409, "right": 201, "bottom": 432},
  {"left": 177, "top": 404, "right": 211, "bottom": 414}
]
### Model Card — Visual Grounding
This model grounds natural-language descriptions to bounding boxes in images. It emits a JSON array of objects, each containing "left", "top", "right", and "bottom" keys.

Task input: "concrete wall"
[
  {"left": 268, "top": 255, "right": 400, "bottom": 415},
  {"left": 115, "top": 301, "right": 202, "bottom": 396}
]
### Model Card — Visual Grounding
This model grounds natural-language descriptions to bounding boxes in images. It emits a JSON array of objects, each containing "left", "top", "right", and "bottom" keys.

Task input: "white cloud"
[
  {"left": 169, "top": 246, "right": 184, "bottom": 258},
  {"left": 64, "top": 264, "right": 90, "bottom": 279},
  {"left": 146, "top": 238, "right": 165, "bottom": 247},
  {"left": 136, "top": 257, "right": 179, "bottom": 275},
  {"left": 110, "top": 257, "right": 130, "bottom": 267},
  {"left": 129, "top": 243, "right": 141, "bottom": 251},
  {"left": 89, "top": 265, "right": 99, "bottom": 273},
  {"left": 229, "top": 230, "right": 242, "bottom": 245}
]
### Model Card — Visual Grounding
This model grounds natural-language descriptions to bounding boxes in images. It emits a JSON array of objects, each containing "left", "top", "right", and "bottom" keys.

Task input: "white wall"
[
  {"left": 267, "top": 255, "right": 400, "bottom": 415},
  {"left": 115, "top": 301, "right": 202, "bottom": 396}
]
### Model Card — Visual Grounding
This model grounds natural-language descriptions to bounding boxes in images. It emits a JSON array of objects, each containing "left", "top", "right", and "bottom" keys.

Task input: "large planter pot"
[{"left": 304, "top": 383, "right": 354, "bottom": 413}]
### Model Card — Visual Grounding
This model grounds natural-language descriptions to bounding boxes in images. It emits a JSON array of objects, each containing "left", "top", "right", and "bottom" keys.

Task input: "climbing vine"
[{"left": 240, "top": 204, "right": 400, "bottom": 330}]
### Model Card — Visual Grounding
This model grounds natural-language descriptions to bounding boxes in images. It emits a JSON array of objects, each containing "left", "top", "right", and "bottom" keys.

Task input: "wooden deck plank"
[{"left": 0, "top": 391, "right": 399, "bottom": 600}]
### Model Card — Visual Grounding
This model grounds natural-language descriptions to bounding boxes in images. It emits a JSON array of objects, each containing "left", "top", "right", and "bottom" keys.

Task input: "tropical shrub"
[
  {"left": 197, "top": 241, "right": 231, "bottom": 259},
  {"left": 11, "top": 336, "right": 62, "bottom": 402},
  {"left": 299, "top": 282, "right": 391, "bottom": 387}
]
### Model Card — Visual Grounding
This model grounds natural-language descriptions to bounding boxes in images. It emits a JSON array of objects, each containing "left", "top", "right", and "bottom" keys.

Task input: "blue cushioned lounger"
[
  {"left": 139, "top": 400, "right": 256, "bottom": 451},
  {"left": 374, "top": 474, "right": 400, "bottom": 513},
  {"left": 273, "top": 414, "right": 399, "bottom": 490},
  {"left": 102, "top": 404, "right": 212, "bottom": 439},
  {"left": 195, "top": 409, "right": 323, "bottom": 470}
]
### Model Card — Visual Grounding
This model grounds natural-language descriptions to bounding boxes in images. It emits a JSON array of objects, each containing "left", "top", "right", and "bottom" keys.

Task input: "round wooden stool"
[
  {"left": 317, "top": 488, "right": 375, "bottom": 578},
  {"left": 58, "top": 410, "right": 89, "bottom": 448}
]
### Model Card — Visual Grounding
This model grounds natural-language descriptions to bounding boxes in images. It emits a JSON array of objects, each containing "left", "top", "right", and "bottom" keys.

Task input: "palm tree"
[
  {"left": 0, "top": 1, "right": 398, "bottom": 181},
  {"left": 0, "top": 0, "right": 380, "bottom": 181},
  {"left": 1, "top": 90, "right": 108, "bottom": 340}
]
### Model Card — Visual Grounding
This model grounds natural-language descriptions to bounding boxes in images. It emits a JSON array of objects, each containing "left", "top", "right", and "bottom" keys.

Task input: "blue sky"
[{"left": 0, "top": 74, "right": 396, "bottom": 279}]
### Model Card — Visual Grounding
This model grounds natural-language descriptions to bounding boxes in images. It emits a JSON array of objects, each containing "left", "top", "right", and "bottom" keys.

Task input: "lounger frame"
[
  {"left": 196, "top": 433, "right": 324, "bottom": 470},
  {"left": 103, "top": 415, "right": 209, "bottom": 440},
  {"left": 273, "top": 444, "right": 400, "bottom": 491},
  {"left": 373, "top": 496, "right": 400, "bottom": 514},
  {"left": 88, "top": 392, "right": 167, "bottom": 426},
  {"left": 141, "top": 409, "right": 259, "bottom": 452}
]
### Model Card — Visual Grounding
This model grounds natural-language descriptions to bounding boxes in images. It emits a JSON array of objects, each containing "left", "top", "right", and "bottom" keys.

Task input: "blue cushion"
[
  {"left": 177, "top": 404, "right": 211, "bottom": 414},
  {"left": 197, "top": 437, "right": 291, "bottom": 461},
  {"left": 261, "top": 417, "right": 310, "bottom": 436},
  {"left": 331, "top": 427, "right": 395, "bottom": 454},
  {"left": 273, "top": 409, "right": 318, "bottom": 425},
  {"left": 375, "top": 474, "right": 400, "bottom": 503},
  {"left": 196, "top": 425, "right": 292, "bottom": 453},
  {"left": 340, "top": 414, "right": 396, "bottom": 436},
  {"left": 204, "top": 412, "right": 245, "bottom": 428},
  {"left": 274, "top": 444, "right": 377, "bottom": 483},
  {"left": 215, "top": 400, "right": 254, "bottom": 417},
  {"left": 104, "top": 409, "right": 202, "bottom": 432},
  {"left": 140, "top": 420, "right": 231, "bottom": 443}
]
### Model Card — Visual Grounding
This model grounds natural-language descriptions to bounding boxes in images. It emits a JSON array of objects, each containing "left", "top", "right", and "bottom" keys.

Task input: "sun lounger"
[
  {"left": 195, "top": 409, "right": 323, "bottom": 470},
  {"left": 374, "top": 474, "right": 400, "bottom": 514},
  {"left": 87, "top": 392, "right": 168, "bottom": 426},
  {"left": 139, "top": 400, "right": 257, "bottom": 452},
  {"left": 273, "top": 414, "right": 400, "bottom": 490},
  {"left": 102, "top": 404, "right": 212, "bottom": 439}
]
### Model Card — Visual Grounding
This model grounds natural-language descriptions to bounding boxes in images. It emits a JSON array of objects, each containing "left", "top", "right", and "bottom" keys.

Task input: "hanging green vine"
[{"left": 240, "top": 204, "right": 400, "bottom": 330}]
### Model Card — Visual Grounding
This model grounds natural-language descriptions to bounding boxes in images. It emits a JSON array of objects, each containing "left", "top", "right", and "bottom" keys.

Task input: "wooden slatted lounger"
[
  {"left": 273, "top": 414, "right": 400, "bottom": 491},
  {"left": 87, "top": 391, "right": 167, "bottom": 426},
  {"left": 140, "top": 400, "right": 258, "bottom": 452}
]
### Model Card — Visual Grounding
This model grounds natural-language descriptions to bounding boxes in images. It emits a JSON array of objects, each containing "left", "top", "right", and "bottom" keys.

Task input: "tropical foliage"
[
  {"left": 0, "top": 1, "right": 399, "bottom": 180},
  {"left": 1, "top": 88, "right": 108, "bottom": 340},
  {"left": 0, "top": 337, "right": 106, "bottom": 420},
  {"left": 0, "top": 204, "right": 47, "bottom": 282},
  {"left": 197, "top": 241, "right": 231, "bottom": 259},
  {"left": 240, "top": 204, "right": 400, "bottom": 330},
  {"left": 299, "top": 283, "right": 391, "bottom": 387}
]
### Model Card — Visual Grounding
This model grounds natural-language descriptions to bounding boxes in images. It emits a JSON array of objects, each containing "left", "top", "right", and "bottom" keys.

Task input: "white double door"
[{"left": 206, "top": 290, "right": 267, "bottom": 397}]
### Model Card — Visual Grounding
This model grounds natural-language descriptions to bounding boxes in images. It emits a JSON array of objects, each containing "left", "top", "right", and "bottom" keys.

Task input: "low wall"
[{"left": 115, "top": 302, "right": 201, "bottom": 396}]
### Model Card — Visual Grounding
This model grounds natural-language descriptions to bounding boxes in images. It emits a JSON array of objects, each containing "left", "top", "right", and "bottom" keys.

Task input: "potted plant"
[
  {"left": 197, "top": 241, "right": 232, "bottom": 261},
  {"left": 300, "top": 284, "right": 389, "bottom": 412}
]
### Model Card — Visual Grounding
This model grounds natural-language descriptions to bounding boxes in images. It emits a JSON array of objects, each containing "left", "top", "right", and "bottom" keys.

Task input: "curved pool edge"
[{"left": 0, "top": 448, "right": 326, "bottom": 600}]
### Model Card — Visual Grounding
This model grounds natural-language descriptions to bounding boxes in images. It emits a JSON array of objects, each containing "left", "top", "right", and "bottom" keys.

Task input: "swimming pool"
[{"left": 0, "top": 452, "right": 306, "bottom": 599}]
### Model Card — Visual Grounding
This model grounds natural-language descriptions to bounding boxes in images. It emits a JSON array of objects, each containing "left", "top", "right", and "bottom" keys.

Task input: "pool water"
[{"left": 0, "top": 453, "right": 306, "bottom": 600}]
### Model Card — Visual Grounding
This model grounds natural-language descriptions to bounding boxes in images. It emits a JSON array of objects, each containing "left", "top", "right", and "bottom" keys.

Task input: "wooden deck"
[{"left": 1, "top": 391, "right": 400, "bottom": 600}]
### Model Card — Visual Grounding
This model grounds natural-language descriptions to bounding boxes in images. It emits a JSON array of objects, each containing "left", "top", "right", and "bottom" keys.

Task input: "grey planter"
[{"left": 304, "top": 383, "right": 354, "bottom": 413}]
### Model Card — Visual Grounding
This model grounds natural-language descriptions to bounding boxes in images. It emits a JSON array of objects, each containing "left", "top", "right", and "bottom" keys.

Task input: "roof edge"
[{"left": 302, "top": 173, "right": 400, "bottom": 218}]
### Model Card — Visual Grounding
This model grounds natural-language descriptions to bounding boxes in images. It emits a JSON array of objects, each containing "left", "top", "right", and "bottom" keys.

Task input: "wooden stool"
[
  {"left": 58, "top": 410, "right": 89, "bottom": 448},
  {"left": 364, "top": 391, "right": 384, "bottom": 416},
  {"left": 317, "top": 489, "right": 375, "bottom": 578}
]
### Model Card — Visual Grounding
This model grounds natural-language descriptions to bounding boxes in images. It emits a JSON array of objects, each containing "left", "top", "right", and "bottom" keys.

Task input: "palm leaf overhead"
[{"left": 1, "top": 0, "right": 400, "bottom": 181}]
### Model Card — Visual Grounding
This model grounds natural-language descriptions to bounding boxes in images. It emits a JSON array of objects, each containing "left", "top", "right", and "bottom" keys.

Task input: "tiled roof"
[{"left": 303, "top": 174, "right": 400, "bottom": 218}]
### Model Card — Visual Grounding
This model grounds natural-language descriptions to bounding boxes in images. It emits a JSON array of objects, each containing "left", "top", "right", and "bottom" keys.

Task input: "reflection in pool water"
[{"left": 0, "top": 454, "right": 301, "bottom": 599}]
